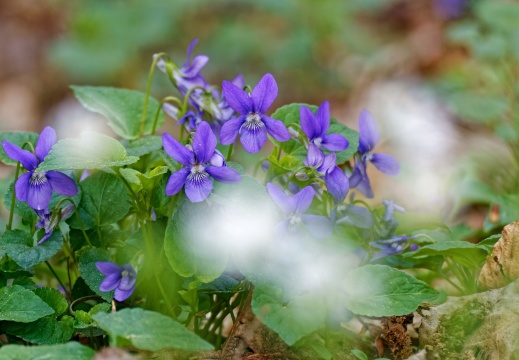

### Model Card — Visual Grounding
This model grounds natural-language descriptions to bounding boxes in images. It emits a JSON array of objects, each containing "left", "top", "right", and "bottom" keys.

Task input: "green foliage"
[
  {"left": 343, "top": 265, "right": 441, "bottom": 316},
  {"left": 0, "top": 131, "right": 38, "bottom": 166},
  {"left": 0, "top": 285, "right": 55, "bottom": 322},
  {"left": 0, "top": 230, "right": 63, "bottom": 269},
  {"left": 93, "top": 308, "right": 214, "bottom": 351},
  {"left": 33, "top": 287, "right": 69, "bottom": 317},
  {"left": 402, "top": 241, "right": 490, "bottom": 270},
  {"left": 124, "top": 135, "right": 163, "bottom": 157},
  {"left": 3, "top": 316, "right": 74, "bottom": 345},
  {"left": 0, "top": 342, "right": 95, "bottom": 360},
  {"left": 36, "top": 132, "right": 138, "bottom": 172},
  {"left": 252, "top": 284, "right": 326, "bottom": 346},
  {"left": 164, "top": 199, "right": 229, "bottom": 283},
  {"left": 78, "top": 172, "right": 131, "bottom": 228},
  {"left": 72, "top": 86, "right": 165, "bottom": 139}
]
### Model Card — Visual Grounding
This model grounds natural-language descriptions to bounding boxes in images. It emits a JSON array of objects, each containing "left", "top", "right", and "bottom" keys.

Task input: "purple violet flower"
[
  {"left": 172, "top": 39, "right": 208, "bottom": 97},
  {"left": 36, "top": 205, "right": 74, "bottom": 245},
  {"left": 266, "top": 183, "right": 332, "bottom": 239},
  {"left": 163, "top": 121, "right": 241, "bottom": 202},
  {"left": 220, "top": 73, "right": 290, "bottom": 153},
  {"left": 96, "top": 262, "right": 137, "bottom": 302},
  {"left": 300, "top": 101, "right": 348, "bottom": 152},
  {"left": 305, "top": 144, "right": 349, "bottom": 204},
  {"left": 2, "top": 126, "right": 78, "bottom": 210},
  {"left": 370, "top": 235, "right": 416, "bottom": 260},
  {"left": 349, "top": 110, "right": 400, "bottom": 198}
]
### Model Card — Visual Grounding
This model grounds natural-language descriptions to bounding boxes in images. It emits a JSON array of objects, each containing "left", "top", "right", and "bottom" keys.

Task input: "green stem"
[
  {"left": 69, "top": 295, "right": 103, "bottom": 316},
  {"left": 6, "top": 162, "right": 21, "bottom": 231},
  {"left": 139, "top": 53, "right": 167, "bottom": 137},
  {"left": 283, "top": 166, "right": 309, "bottom": 190},
  {"left": 155, "top": 275, "right": 176, "bottom": 318},
  {"left": 182, "top": 85, "right": 208, "bottom": 112},
  {"left": 226, "top": 143, "right": 234, "bottom": 161},
  {"left": 45, "top": 261, "right": 71, "bottom": 299},
  {"left": 152, "top": 96, "right": 183, "bottom": 135}
]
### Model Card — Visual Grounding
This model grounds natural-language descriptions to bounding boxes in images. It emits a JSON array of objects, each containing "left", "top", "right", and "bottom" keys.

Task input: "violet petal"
[
  {"left": 316, "top": 101, "right": 330, "bottom": 136},
  {"left": 192, "top": 122, "right": 217, "bottom": 164},
  {"left": 262, "top": 115, "right": 290, "bottom": 142},
  {"left": 27, "top": 180, "right": 53, "bottom": 210},
  {"left": 14, "top": 172, "right": 31, "bottom": 202},
  {"left": 35, "top": 126, "right": 57, "bottom": 162},
  {"left": 370, "top": 153, "right": 400, "bottom": 176},
  {"left": 240, "top": 123, "right": 267, "bottom": 154},
  {"left": 266, "top": 183, "right": 293, "bottom": 215},
  {"left": 292, "top": 186, "right": 315, "bottom": 214},
  {"left": 325, "top": 167, "right": 349, "bottom": 204},
  {"left": 222, "top": 81, "right": 253, "bottom": 114},
  {"left": 205, "top": 166, "right": 241, "bottom": 184},
  {"left": 321, "top": 133, "right": 349, "bottom": 152},
  {"left": 300, "top": 106, "right": 318, "bottom": 140},
  {"left": 251, "top": 73, "right": 278, "bottom": 114},
  {"left": 220, "top": 115, "right": 246, "bottom": 145},
  {"left": 99, "top": 273, "right": 121, "bottom": 292},
  {"left": 2, "top": 141, "right": 38, "bottom": 170},
  {"left": 96, "top": 261, "right": 122, "bottom": 275},
  {"left": 358, "top": 109, "right": 380, "bottom": 154},
  {"left": 47, "top": 171, "right": 78, "bottom": 196},
  {"left": 185, "top": 171, "right": 213, "bottom": 202},
  {"left": 162, "top": 133, "right": 194, "bottom": 166},
  {"left": 165, "top": 168, "right": 190, "bottom": 196},
  {"left": 114, "top": 287, "right": 135, "bottom": 302}
]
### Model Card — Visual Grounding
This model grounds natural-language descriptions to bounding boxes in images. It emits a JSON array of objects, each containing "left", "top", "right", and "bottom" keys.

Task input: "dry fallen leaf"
[{"left": 478, "top": 220, "right": 519, "bottom": 290}]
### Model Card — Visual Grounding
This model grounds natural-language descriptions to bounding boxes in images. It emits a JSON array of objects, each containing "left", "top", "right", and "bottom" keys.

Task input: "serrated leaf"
[
  {"left": 0, "top": 230, "right": 63, "bottom": 269},
  {"left": 3, "top": 315, "right": 74, "bottom": 345},
  {"left": 252, "top": 284, "right": 326, "bottom": 345},
  {"left": 33, "top": 287, "right": 68, "bottom": 317},
  {"left": 72, "top": 86, "right": 165, "bottom": 139},
  {"left": 271, "top": 103, "right": 359, "bottom": 164},
  {"left": 0, "top": 285, "right": 54, "bottom": 322},
  {"left": 0, "top": 131, "right": 38, "bottom": 166},
  {"left": 79, "top": 172, "right": 131, "bottom": 227},
  {"left": 78, "top": 247, "right": 113, "bottom": 302},
  {"left": 344, "top": 265, "right": 440, "bottom": 316},
  {"left": 0, "top": 342, "right": 94, "bottom": 360},
  {"left": 93, "top": 308, "right": 213, "bottom": 351},
  {"left": 36, "top": 132, "right": 138, "bottom": 172}
]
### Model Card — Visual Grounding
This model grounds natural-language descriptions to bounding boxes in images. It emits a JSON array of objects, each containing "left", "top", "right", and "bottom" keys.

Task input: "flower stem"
[
  {"left": 45, "top": 260, "right": 71, "bottom": 299},
  {"left": 152, "top": 96, "right": 183, "bottom": 135},
  {"left": 6, "top": 162, "right": 21, "bottom": 231},
  {"left": 226, "top": 143, "right": 234, "bottom": 161},
  {"left": 139, "top": 53, "right": 167, "bottom": 138}
]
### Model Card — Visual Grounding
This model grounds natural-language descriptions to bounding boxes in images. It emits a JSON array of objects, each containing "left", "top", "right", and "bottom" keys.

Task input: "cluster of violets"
[
  {"left": 158, "top": 39, "right": 403, "bottom": 242},
  {"left": 1, "top": 39, "right": 412, "bottom": 303},
  {"left": 2, "top": 127, "right": 136, "bottom": 301}
]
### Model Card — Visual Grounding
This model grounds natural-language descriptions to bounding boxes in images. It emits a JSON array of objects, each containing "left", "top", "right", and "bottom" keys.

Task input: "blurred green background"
[{"left": 2, "top": 0, "right": 519, "bottom": 235}]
